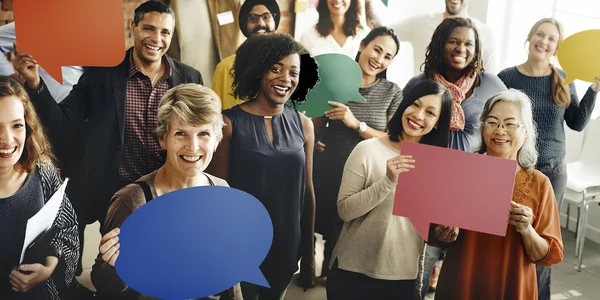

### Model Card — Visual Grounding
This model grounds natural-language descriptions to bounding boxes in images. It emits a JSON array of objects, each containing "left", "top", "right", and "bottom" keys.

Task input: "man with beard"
[
  {"left": 390, "top": 0, "right": 498, "bottom": 76},
  {"left": 212, "top": 0, "right": 280, "bottom": 110}
]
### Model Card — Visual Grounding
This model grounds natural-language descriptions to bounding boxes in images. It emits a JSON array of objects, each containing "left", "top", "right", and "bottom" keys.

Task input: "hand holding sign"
[
  {"left": 557, "top": 29, "right": 600, "bottom": 91},
  {"left": 115, "top": 186, "right": 273, "bottom": 299},
  {"left": 295, "top": 53, "right": 365, "bottom": 117},
  {"left": 14, "top": 0, "right": 125, "bottom": 84}
]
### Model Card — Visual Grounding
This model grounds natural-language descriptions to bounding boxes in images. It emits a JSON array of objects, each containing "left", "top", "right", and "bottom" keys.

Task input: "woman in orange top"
[{"left": 431, "top": 89, "right": 564, "bottom": 300}]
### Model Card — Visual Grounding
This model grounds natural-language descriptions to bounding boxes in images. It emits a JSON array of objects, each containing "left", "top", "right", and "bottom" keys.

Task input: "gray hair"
[
  {"left": 475, "top": 89, "right": 538, "bottom": 170},
  {"left": 156, "top": 84, "right": 224, "bottom": 141}
]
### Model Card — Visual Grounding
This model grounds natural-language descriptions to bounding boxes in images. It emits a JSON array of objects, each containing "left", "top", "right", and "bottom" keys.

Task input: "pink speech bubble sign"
[{"left": 393, "top": 141, "right": 517, "bottom": 241}]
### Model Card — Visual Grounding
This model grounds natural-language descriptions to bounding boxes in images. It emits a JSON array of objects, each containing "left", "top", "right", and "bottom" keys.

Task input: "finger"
[
  {"left": 101, "top": 243, "right": 120, "bottom": 263},
  {"left": 100, "top": 228, "right": 120, "bottom": 244},
  {"left": 17, "top": 263, "right": 40, "bottom": 273},
  {"left": 9, "top": 270, "right": 27, "bottom": 286},
  {"left": 108, "top": 250, "right": 120, "bottom": 266},
  {"left": 99, "top": 236, "right": 119, "bottom": 254},
  {"left": 327, "top": 101, "right": 344, "bottom": 107}
]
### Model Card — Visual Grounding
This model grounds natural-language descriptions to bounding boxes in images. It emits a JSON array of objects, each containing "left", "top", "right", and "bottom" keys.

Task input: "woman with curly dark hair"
[
  {"left": 402, "top": 17, "right": 506, "bottom": 298},
  {"left": 0, "top": 76, "right": 79, "bottom": 300},
  {"left": 207, "top": 32, "right": 319, "bottom": 300},
  {"left": 300, "top": 0, "right": 369, "bottom": 59}
]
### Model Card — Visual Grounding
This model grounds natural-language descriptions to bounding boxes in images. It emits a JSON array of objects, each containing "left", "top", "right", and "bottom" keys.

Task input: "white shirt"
[
  {"left": 389, "top": 12, "right": 499, "bottom": 76},
  {"left": 300, "top": 25, "right": 371, "bottom": 59}
]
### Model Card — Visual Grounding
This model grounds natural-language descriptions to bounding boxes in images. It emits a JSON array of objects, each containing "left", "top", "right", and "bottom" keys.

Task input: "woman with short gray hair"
[{"left": 429, "top": 89, "right": 564, "bottom": 300}]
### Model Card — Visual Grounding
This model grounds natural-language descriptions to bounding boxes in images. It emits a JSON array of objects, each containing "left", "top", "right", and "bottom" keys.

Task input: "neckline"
[
  {"left": 237, "top": 103, "right": 284, "bottom": 119},
  {"left": 515, "top": 65, "right": 552, "bottom": 79}
]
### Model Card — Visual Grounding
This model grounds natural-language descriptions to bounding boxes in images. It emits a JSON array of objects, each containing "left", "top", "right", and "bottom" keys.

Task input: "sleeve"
[
  {"left": 39, "top": 164, "right": 80, "bottom": 288},
  {"left": 564, "top": 82, "right": 597, "bottom": 132},
  {"left": 337, "top": 142, "right": 397, "bottom": 222},
  {"left": 212, "top": 61, "right": 229, "bottom": 102},
  {"left": 532, "top": 175, "right": 564, "bottom": 267},
  {"left": 25, "top": 69, "right": 93, "bottom": 159},
  {"left": 387, "top": 83, "right": 403, "bottom": 115},
  {"left": 90, "top": 193, "right": 139, "bottom": 297},
  {"left": 0, "top": 22, "right": 15, "bottom": 52}
]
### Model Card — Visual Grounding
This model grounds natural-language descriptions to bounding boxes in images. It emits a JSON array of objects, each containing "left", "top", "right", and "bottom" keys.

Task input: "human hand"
[
  {"left": 315, "top": 141, "right": 326, "bottom": 152},
  {"left": 386, "top": 155, "right": 414, "bottom": 182},
  {"left": 13, "top": 42, "right": 41, "bottom": 89},
  {"left": 99, "top": 228, "right": 121, "bottom": 267},
  {"left": 325, "top": 101, "right": 359, "bottom": 129},
  {"left": 434, "top": 224, "right": 459, "bottom": 243},
  {"left": 591, "top": 76, "right": 600, "bottom": 93},
  {"left": 509, "top": 201, "right": 534, "bottom": 234},
  {"left": 9, "top": 256, "right": 58, "bottom": 293}
]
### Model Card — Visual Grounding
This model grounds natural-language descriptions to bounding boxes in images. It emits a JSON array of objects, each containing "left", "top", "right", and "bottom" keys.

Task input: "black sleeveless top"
[{"left": 224, "top": 105, "right": 306, "bottom": 281}]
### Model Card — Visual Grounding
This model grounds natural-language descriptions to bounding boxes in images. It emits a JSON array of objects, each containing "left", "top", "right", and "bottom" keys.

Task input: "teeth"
[
  {"left": 493, "top": 139, "right": 508, "bottom": 143},
  {"left": 0, "top": 147, "right": 15, "bottom": 154},
  {"left": 181, "top": 156, "right": 200, "bottom": 162},
  {"left": 408, "top": 119, "right": 422, "bottom": 128},
  {"left": 274, "top": 86, "right": 289, "bottom": 91},
  {"left": 369, "top": 61, "right": 379, "bottom": 69},
  {"left": 146, "top": 45, "right": 160, "bottom": 51}
]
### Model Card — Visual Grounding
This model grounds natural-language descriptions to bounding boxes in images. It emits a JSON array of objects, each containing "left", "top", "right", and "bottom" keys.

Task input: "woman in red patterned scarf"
[{"left": 402, "top": 17, "right": 507, "bottom": 299}]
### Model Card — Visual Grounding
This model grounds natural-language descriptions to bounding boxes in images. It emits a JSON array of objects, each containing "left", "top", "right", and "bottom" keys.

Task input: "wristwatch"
[{"left": 356, "top": 121, "right": 367, "bottom": 134}]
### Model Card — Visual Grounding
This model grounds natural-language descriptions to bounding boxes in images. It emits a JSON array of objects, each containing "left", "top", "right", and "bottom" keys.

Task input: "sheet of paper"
[
  {"left": 392, "top": 142, "right": 517, "bottom": 241},
  {"left": 20, "top": 178, "right": 69, "bottom": 264},
  {"left": 217, "top": 11, "right": 234, "bottom": 26}
]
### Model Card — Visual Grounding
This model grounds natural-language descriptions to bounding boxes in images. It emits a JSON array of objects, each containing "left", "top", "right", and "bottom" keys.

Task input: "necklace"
[{"left": 151, "top": 68, "right": 160, "bottom": 86}]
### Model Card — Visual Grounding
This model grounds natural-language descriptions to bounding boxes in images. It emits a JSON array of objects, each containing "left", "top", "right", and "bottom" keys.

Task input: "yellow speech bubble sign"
[{"left": 557, "top": 29, "right": 600, "bottom": 85}]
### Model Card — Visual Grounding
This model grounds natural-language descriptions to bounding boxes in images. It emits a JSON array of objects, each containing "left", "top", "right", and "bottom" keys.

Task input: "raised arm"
[{"left": 564, "top": 77, "right": 599, "bottom": 131}]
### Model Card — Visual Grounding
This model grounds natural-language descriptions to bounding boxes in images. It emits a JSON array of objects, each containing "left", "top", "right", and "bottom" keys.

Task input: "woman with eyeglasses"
[
  {"left": 497, "top": 19, "right": 599, "bottom": 299},
  {"left": 300, "top": 0, "right": 370, "bottom": 59},
  {"left": 431, "top": 89, "right": 564, "bottom": 300},
  {"left": 403, "top": 17, "right": 507, "bottom": 298}
]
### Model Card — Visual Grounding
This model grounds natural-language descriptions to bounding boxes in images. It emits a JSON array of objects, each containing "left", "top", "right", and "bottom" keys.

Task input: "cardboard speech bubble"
[
  {"left": 393, "top": 141, "right": 517, "bottom": 241},
  {"left": 295, "top": 53, "right": 365, "bottom": 117},
  {"left": 557, "top": 29, "right": 600, "bottom": 85},
  {"left": 116, "top": 186, "right": 273, "bottom": 299},
  {"left": 14, "top": 0, "right": 125, "bottom": 84}
]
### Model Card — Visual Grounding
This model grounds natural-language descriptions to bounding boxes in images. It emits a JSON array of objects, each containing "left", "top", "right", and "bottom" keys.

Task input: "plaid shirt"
[{"left": 118, "top": 49, "right": 173, "bottom": 182}]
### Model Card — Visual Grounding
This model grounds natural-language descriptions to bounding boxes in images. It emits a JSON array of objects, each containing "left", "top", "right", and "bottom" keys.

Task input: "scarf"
[{"left": 433, "top": 72, "right": 477, "bottom": 131}]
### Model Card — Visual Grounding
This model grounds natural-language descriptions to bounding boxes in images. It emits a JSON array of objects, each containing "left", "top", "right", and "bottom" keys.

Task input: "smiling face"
[
  {"left": 130, "top": 11, "right": 175, "bottom": 66},
  {"left": 259, "top": 53, "right": 300, "bottom": 106},
  {"left": 401, "top": 94, "right": 443, "bottom": 141},
  {"left": 527, "top": 22, "right": 560, "bottom": 62},
  {"left": 0, "top": 96, "right": 26, "bottom": 170},
  {"left": 159, "top": 118, "right": 219, "bottom": 179},
  {"left": 246, "top": 5, "right": 276, "bottom": 36},
  {"left": 482, "top": 102, "right": 526, "bottom": 160},
  {"left": 358, "top": 35, "right": 398, "bottom": 79},
  {"left": 443, "top": 26, "right": 476, "bottom": 72},
  {"left": 327, "top": 0, "right": 350, "bottom": 17}
]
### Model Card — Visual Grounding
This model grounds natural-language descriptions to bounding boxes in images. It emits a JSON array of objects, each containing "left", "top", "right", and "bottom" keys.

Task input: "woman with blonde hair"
[
  {"left": 497, "top": 18, "right": 599, "bottom": 299},
  {"left": 93, "top": 84, "right": 242, "bottom": 299},
  {"left": 0, "top": 76, "right": 79, "bottom": 300}
]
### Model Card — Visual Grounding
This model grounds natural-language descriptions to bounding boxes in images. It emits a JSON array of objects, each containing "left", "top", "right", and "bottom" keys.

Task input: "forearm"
[
  {"left": 358, "top": 126, "right": 388, "bottom": 139},
  {"left": 520, "top": 226, "right": 550, "bottom": 262},
  {"left": 337, "top": 175, "right": 396, "bottom": 221},
  {"left": 566, "top": 86, "right": 597, "bottom": 130},
  {"left": 301, "top": 187, "right": 316, "bottom": 255}
]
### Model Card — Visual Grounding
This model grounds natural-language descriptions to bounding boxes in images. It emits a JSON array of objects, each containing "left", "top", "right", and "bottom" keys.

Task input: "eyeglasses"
[
  {"left": 482, "top": 121, "right": 525, "bottom": 131},
  {"left": 248, "top": 12, "right": 274, "bottom": 23}
]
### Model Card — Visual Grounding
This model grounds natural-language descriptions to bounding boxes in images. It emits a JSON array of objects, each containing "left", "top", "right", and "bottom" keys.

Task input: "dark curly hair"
[
  {"left": 422, "top": 17, "right": 484, "bottom": 86},
  {"left": 231, "top": 32, "right": 319, "bottom": 106},
  {"left": 316, "top": 0, "right": 363, "bottom": 38}
]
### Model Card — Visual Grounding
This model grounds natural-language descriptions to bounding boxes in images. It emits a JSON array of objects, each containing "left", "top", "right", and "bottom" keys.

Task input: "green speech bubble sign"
[
  {"left": 296, "top": 53, "right": 365, "bottom": 117},
  {"left": 557, "top": 29, "right": 600, "bottom": 85}
]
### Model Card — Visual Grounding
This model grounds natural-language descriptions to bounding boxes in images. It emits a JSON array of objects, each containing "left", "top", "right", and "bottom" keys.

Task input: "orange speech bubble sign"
[{"left": 14, "top": 0, "right": 125, "bottom": 84}]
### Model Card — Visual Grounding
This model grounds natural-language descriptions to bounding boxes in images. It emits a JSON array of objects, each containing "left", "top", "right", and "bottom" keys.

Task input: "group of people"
[{"left": 1, "top": 0, "right": 599, "bottom": 300}]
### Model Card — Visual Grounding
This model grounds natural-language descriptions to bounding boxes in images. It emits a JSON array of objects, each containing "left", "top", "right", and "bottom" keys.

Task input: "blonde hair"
[
  {"left": 156, "top": 84, "right": 224, "bottom": 141},
  {"left": 0, "top": 76, "right": 55, "bottom": 173},
  {"left": 526, "top": 18, "right": 570, "bottom": 107}
]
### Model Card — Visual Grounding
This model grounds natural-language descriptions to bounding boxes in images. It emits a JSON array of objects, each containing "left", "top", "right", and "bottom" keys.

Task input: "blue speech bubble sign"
[{"left": 115, "top": 186, "right": 273, "bottom": 299}]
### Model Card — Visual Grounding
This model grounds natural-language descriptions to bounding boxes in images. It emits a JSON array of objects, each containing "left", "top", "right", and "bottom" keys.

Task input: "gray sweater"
[{"left": 498, "top": 67, "right": 598, "bottom": 170}]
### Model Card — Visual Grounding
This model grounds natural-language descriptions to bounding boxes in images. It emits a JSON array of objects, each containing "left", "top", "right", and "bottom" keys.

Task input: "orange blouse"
[{"left": 434, "top": 169, "right": 564, "bottom": 300}]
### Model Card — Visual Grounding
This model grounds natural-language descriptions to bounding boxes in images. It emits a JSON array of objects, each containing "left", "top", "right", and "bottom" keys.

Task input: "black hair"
[
  {"left": 422, "top": 17, "right": 484, "bottom": 86},
  {"left": 387, "top": 80, "right": 453, "bottom": 148},
  {"left": 133, "top": 0, "right": 175, "bottom": 27},
  {"left": 231, "top": 32, "right": 319, "bottom": 106},
  {"left": 354, "top": 26, "right": 400, "bottom": 80}
]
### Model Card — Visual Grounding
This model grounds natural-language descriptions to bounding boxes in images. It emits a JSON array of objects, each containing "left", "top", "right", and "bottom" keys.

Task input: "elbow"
[
  {"left": 535, "top": 239, "right": 564, "bottom": 267},
  {"left": 336, "top": 201, "right": 352, "bottom": 223}
]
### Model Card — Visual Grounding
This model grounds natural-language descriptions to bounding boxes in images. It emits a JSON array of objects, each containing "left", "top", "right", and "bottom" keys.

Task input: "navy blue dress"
[{"left": 224, "top": 105, "right": 306, "bottom": 283}]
